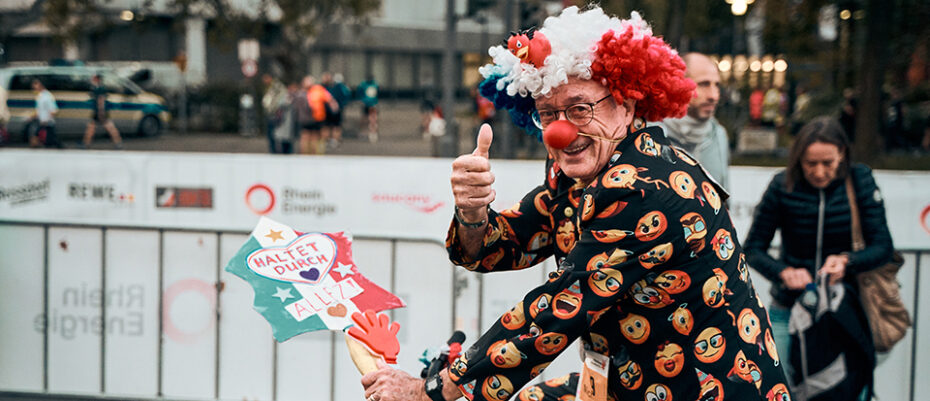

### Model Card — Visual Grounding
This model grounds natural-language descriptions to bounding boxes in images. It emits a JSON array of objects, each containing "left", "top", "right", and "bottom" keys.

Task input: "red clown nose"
[{"left": 542, "top": 120, "right": 578, "bottom": 149}]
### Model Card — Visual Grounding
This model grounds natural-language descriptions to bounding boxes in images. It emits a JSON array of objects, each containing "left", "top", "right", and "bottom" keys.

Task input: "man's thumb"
[{"left": 472, "top": 123, "right": 494, "bottom": 158}]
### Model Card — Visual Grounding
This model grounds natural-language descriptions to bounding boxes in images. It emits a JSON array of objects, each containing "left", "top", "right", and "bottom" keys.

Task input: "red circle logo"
[
  {"left": 246, "top": 183, "right": 275, "bottom": 215},
  {"left": 921, "top": 204, "right": 930, "bottom": 236}
]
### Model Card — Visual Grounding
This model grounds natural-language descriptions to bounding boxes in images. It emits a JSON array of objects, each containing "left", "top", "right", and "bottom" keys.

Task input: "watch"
[
  {"left": 424, "top": 371, "right": 445, "bottom": 401},
  {"left": 454, "top": 206, "right": 488, "bottom": 229}
]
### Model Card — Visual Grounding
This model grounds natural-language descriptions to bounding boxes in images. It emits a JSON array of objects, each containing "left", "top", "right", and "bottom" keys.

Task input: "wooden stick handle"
[{"left": 345, "top": 333, "right": 381, "bottom": 375}]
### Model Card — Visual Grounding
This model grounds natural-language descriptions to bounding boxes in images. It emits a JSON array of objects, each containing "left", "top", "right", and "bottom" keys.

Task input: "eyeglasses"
[{"left": 531, "top": 94, "right": 612, "bottom": 129}]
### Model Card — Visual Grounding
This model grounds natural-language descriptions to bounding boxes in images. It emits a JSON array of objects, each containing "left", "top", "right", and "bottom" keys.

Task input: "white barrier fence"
[{"left": 1, "top": 150, "right": 929, "bottom": 400}]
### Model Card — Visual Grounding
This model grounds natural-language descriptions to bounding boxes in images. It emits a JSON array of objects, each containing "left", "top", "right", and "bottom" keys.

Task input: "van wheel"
[{"left": 138, "top": 115, "right": 162, "bottom": 137}]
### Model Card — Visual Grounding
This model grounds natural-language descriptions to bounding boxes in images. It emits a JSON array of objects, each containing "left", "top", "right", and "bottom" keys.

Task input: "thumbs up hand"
[{"left": 450, "top": 124, "right": 496, "bottom": 225}]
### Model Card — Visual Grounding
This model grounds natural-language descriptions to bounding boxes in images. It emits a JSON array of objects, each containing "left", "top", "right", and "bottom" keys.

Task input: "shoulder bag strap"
[{"left": 845, "top": 176, "right": 866, "bottom": 252}]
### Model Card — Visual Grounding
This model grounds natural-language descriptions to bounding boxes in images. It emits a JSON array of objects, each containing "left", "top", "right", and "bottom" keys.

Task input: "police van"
[{"left": 0, "top": 66, "right": 171, "bottom": 140}]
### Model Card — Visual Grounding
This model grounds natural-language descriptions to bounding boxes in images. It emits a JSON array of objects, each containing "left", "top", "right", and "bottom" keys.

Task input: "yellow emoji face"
[
  {"left": 702, "top": 274, "right": 727, "bottom": 308},
  {"left": 765, "top": 383, "right": 790, "bottom": 401},
  {"left": 556, "top": 219, "right": 576, "bottom": 253},
  {"left": 619, "top": 313, "right": 651, "bottom": 344},
  {"left": 680, "top": 212, "right": 708, "bottom": 255},
  {"left": 529, "top": 294, "right": 551, "bottom": 318},
  {"left": 603, "top": 164, "right": 640, "bottom": 189},
  {"left": 481, "top": 374, "right": 514, "bottom": 401},
  {"left": 635, "top": 132, "right": 661, "bottom": 157},
  {"left": 487, "top": 340, "right": 527, "bottom": 368},
  {"left": 617, "top": 359, "right": 643, "bottom": 390},
  {"left": 534, "top": 332, "right": 569, "bottom": 355},
  {"left": 527, "top": 231, "right": 551, "bottom": 251},
  {"left": 635, "top": 211, "right": 668, "bottom": 241},
  {"left": 595, "top": 200, "right": 628, "bottom": 219},
  {"left": 696, "top": 368, "right": 725, "bottom": 401},
  {"left": 639, "top": 242, "right": 674, "bottom": 269},
  {"left": 702, "top": 181, "right": 722, "bottom": 214},
  {"left": 518, "top": 386, "right": 545, "bottom": 401},
  {"left": 592, "top": 229, "right": 633, "bottom": 243},
  {"left": 694, "top": 327, "right": 726, "bottom": 363},
  {"left": 737, "top": 308, "right": 762, "bottom": 346},
  {"left": 529, "top": 362, "right": 549, "bottom": 379},
  {"left": 551, "top": 281, "right": 583, "bottom": 319},
  {"left": 645, "top": 383, "right": 673, "bottom": 401},
  {"left": 501, "top": 302, "right": 526, "bottom": 330},
  {"left": 654, "top": 342, "right": 685, "bottom": 378},
  {"left": 711, "top": 229, "right": 735, "bottom": 261},
  {"left": 670, "top": 170, "right": 697, "bottom": 199},
  {"left": 727, "top": 350, "right": 762, "bottom": 390},
  {"left": 589, "top": 333, "right": 609, "bottom": 353},
  {"left": 589, "top": 268, "right": 623, "bottom": 297},
  {"left": 668, "top": 303, "right": 693, "bottom": 336},
  {"left": 581, "top": 194, "right": 595, "bottom": 222},
  {"left": 533, "top": 190, "right": 550, "bottom": 216},
  {"left": 630, "top": 280, "right": 675, "bottom": 309},
  {"left": 449, "top": 354, "right": 468, "bottom": 381},
  {"left": 655, "top": 270, "right": 691, "bottom": 294}
]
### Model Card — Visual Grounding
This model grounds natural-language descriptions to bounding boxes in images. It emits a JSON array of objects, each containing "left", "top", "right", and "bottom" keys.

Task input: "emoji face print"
[
  {"left": 738, "top": 253, "right": 751, "bottom": 283},
  {"left": 655, "top": 270, "right": 691, "bottom": 294},
  {"left": 702, "top": 182, "right": 722, "bottom": 214},
  {"left": 695, "top": 368, "right": 724, "bottom": 401},
  {"left": 640, "top": 242, "right": 673, "bottom": 269},
  {"left": 482, "top": 374, "right": 514, "bottom": 401},
  {"left": 596, "top": 200, "right": 628, "bottom": 219},
  {"left": 635, "top": 132, "right": 661, "bottom": 157},
  {"left": 518, "top": 386, "right": 545, "bottom": 401},
  {"left": 581, "top": 194, "right": 596, "bottom": 222},
  {"left": 603, "top": 164, "right": 643, "bottom": 189},
  {"left": 702, "top": 273, "right": 728, "bottom": 308},
  {"left": 619, "top": 313, "right": 651, "bottom": 344},
  {"left": 728, "top": 350, "right": 763, "bottom": 390},
  {"left": 737, "top": 308, "right": 763, "bottom": 350},
  {"left": 694, "top": 327, "right": 726, "bottom": 363},
  {"left": 589, "top": 333, "right": 609, "bottom": 353},
  {"left": 544, "top": 374, "right": 571, "bottom": 388},
  {"left": 681, "top": 212, "right": 708, "bottom": 256},
  {"left": 592, "top": 229, "right": 634, "bottom": 243},
  {"left": 668, "top": 303, "right": 693, "bottom": 336},
  {"left": 449, "top": 354, "right": 468, "bottom": 381},
  {"left": 766, "top": 383, "right": 791, "bottom": 401},
  {"left": 499, "top": 202, "right": 523, "bottom": 218},
  {"left": 764, "top": 329, "right": 780, "bottom": 366},
  {"left": 487, "top": 340, "right": 527, "bottom": 368},
  {"left": 670, "top": 171, "right": 697, "bottom": 199},
  {"left": 556, "top": 219, "right": 576, "bottom": 253},
  {"left": 535, "top": 332, "right": 569, "bottom": 355},
  {"left": 645, "top": 383, "right": 672, "bottom": 401},
  {"left": 528, "top": 231, "right": 552, "bottom": 251},
  {"left": 617, "top": 359, "right": 644, "bottom": 390},
  {"left": 530, "top": 362, "right": 549, "bottom": 379},
  {"left": 654, "top": 342, "right": 685, "bottom": 378},
  {"left": 529, "top": 294, "right": 551, "bottom": 318},
  {"left": 552, "top": 281, "right": 583, "bottom": 319},
  {"left": 501, "top": 302, "right": 526, "bottom": 330},
  {"left": 711, "top": 229, "right": 735, "bottom": 261},
  {"left": 635, "top": 211, "right": 668, "bottom": 241},
  {"left": 533, "top": 191, "right": 551, "bottom": 217},
  {"left": 589, "top": 268, "right": 623, "bottom": 297},
  {"left": 630, "top": 279, "right": 675, "bottom": 309},
  {"left": 673, "top": 148, "right": 698, "bottom": 166}
]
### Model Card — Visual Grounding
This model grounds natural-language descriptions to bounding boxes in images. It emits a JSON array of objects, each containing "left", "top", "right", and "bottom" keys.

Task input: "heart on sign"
[
  {"left": 327, "top": 303, "right": 347, "bottom": 317},
  {"left": 246, "top": 233, "right": 337, "bottom": 285}
]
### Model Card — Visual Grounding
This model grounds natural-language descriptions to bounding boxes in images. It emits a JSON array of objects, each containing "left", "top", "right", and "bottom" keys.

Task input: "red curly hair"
[{"left": 590, "top": 26, "right": 695, "bottom": 122}]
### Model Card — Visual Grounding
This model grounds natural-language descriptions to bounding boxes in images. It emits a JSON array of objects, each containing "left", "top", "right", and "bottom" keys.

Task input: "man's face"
[
  {"left": 535, "top": 77, "right": 634, "bottom": 182},
  {"left": 686, "top": 57, "right": 721, "bottom": 121}
]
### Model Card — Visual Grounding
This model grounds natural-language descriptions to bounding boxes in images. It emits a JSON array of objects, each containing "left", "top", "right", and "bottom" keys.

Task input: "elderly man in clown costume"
[{"left": 362, "top": 6, "right": 789, "bottom": 401}]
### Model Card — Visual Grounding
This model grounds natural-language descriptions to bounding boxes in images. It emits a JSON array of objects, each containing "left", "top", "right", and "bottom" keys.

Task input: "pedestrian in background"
[
  {"left": 657, "top": 52, "right": 730, "bottom": 190},
  {"left": 0, "top": 85, "right": 10, "bottom": 145},
  {"left": 31, "top": 79, "right": 62, "bottom": 148},
  {"left": 322, "top": 72, "right": 351, "bottom": 149},
  {"left": 294, "top": 75, "right": 335, "bottom": 155},
  {"left": 81, "top": 74, "right": 123, "bottom": 149},
  {"left": 261, "top": 73, "right": 289, "bottom": 153},
  {"left": 357, "top": 75, "right": 379, "bottom": 142},
  {"left": 744, "top": 116, "right": 893, "bottom": 400}
]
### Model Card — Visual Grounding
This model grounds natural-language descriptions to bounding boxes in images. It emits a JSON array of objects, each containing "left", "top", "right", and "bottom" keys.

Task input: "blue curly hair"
[{"left": 478, "top": 74, "right": 542, "bottom": 142}]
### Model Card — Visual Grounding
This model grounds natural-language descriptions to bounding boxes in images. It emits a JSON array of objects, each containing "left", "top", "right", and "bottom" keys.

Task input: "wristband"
[
  {"left": 424, "top": 370, "right": 445, "bottom": 401},
  {"left": 454, "top": 206, "right": 488, "bottom": 229}
]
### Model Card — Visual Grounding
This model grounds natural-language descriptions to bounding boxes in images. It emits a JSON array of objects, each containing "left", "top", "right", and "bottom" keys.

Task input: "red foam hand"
[
  {"left": 346, "top": 310, "right": 401, "bottom": 364},
  {"left": 543, "top": 120, "right": 578, "bottom": 149}
]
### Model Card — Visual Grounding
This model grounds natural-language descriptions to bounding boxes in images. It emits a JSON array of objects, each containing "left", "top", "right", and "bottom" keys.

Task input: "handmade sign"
[{"left": 225, "top": 217, "right": 405, "bottom": 343}]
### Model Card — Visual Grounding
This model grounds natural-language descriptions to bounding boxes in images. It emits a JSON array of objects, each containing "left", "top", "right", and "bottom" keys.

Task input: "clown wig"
[{"left": 478, "top": 6, "right": 695, "bottom": 141}]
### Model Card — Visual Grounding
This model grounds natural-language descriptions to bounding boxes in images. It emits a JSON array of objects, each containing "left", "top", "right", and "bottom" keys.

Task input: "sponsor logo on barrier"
[
  {"left": 34, "top": 283, "right": 146, "bottom": 340},
  {"left": 921, "top": 204, "right": 930, "bottom": 236},
  {"left": 371, "top": 192, "right": 445, "bottom": 213},
  {"left": 245, "top": 183, "right": 337, "bottom": 216},
  {"left": 0, "top": 179, "right": 50, "bottom": 206},
  {"left": 68, "top": 182, "right": 135, "bottom": 204},
  {"left": 156, "top": 186, "right": 214, "bottom": 209}
]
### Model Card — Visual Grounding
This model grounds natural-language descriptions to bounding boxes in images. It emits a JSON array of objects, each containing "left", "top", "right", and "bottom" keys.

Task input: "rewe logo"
[
  {"left": 245, "top": 183, "right": 276, "bottom": 215},
  {"left": 246, "top": 233, "right": 336, "bottom": 285}
]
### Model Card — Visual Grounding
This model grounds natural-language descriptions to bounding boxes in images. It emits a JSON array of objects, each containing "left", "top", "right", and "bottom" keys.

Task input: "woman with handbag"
[{"left": 744, "top": 116, "right": 895, "bottom": 400}]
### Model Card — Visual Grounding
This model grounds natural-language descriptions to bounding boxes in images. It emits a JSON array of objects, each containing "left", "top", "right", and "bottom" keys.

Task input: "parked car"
[{"left": 0, "top": 66, "right": 171, "bottom": 140}]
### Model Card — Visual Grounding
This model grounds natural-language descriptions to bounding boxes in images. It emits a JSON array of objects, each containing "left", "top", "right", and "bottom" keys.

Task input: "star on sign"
[
  {"left": 265, "top": 229, "right": 284, "bottom": 242},
  {"left": 333, "top": 262, "right": 355, "bottom": 278},
  {"left": 272, "top": 287, "right": 294, "bottom": 302}
]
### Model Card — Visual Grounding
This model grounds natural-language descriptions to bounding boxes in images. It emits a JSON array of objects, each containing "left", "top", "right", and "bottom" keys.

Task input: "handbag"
[{"left": 845, "top": 177, "right": 911, "bottom": 352}]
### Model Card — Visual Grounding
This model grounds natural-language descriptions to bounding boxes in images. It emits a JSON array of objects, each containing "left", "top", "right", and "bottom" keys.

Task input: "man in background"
[
  {"left": 81, "top": 74, "right": 123, "bottom": 149},
  {"left": 357, "top": 75, "right": 379, "bottom": 142},
  {"left": 31, "top": 79, "right": 62, "bottom": 148},
  {"left": 657, "top": 52, "right": 730, "bottom": 189}
]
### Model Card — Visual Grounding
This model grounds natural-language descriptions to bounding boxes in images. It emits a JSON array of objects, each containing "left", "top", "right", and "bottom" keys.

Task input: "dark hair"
[{"left": 785, "top": 116, "right": 851, "bottom": 191}]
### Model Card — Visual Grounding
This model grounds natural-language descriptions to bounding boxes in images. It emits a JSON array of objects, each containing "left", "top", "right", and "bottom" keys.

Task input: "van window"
[{"left": 8, "top": 72, "right": 91, "bottom": 92}]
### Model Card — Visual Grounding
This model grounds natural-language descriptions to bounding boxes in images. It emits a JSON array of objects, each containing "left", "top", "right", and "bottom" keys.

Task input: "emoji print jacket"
[{"left": 445, "top": 127, "right": 790, "bottom": 401}]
